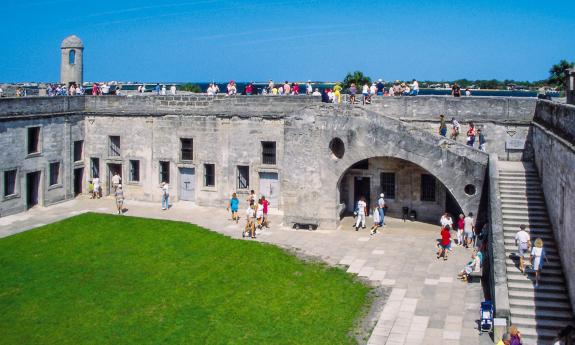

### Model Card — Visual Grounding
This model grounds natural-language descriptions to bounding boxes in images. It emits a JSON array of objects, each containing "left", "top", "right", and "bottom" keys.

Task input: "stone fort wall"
[{"left": 0, "top": 95, "right": 534, "bottom": 225}]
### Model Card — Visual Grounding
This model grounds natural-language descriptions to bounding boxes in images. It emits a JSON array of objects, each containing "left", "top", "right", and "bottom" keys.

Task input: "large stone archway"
[{"left": 281, "top": 107, "right": 488, "bottom": 228}]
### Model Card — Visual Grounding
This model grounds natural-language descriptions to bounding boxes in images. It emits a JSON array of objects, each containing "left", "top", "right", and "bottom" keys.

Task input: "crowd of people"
[
  {"left": 225, "top": 190, "right": 271, "bottom": 239},
  {"left": 439, "top": 115, "right": 488, "bottom": 152}
]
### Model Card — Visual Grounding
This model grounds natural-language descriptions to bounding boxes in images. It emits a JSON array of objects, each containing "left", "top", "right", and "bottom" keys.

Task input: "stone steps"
[{"left": 498, "top": 165, "right": 574, "bottom": 345}]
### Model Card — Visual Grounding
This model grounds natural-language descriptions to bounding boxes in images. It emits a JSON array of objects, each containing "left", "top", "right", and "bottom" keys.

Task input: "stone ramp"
[{"left": 499, "top": 161, "right": 574, "bottom": 344}]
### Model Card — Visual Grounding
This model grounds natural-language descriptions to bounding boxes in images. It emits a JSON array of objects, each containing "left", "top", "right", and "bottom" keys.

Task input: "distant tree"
[
  {"left": 342, "top": 71, "right": 371, "bottom": 90},
  {"left": 548, "top": 59, "right": 575, "bottom": 90},
  {"left": 179, "top": 83, "right": 203, "bottom": 93}
]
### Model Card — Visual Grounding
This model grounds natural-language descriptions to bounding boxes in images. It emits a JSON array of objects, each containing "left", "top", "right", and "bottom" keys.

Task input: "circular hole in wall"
[
  {"left": 464, "top": 184, "right": 477, "bottom": 196},
  {"left": 329, "top": 138, "right": 345, "bottom": 159}
]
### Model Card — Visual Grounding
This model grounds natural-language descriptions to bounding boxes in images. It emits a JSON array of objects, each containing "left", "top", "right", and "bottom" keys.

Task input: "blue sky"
[{"left": 1, "top": 0, "right": 574, "bottom": 83}]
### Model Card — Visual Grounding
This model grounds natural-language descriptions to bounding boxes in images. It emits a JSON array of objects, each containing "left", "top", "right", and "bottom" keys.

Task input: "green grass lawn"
[{"left": 0, "top": 213, "right": 371, "bottom": 345}]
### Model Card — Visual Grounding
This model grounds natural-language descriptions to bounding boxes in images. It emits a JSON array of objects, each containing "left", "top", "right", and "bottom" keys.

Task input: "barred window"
[
  {"left": 180, "top": 138, "right": 193, "bottom": 161},
  {"left": 237, "top": 166, "right": 249, "bottom": 189},
  {"left": 49, "top": 162, "right": 60, "bottom": 186},
  {"left": 204, "top": 164, "right": 215, "bottom": 187},
  {"left": 130, "top": 160, "right": 140, "bottom": 182},
  {"left": 74, "top": 140, "right": 83, "bottom": 162},
  {"left": 420, "top": 174, "right": 436, "bottom": 202},
  {"left": 109, "top": 136, "right": 121, "bottom": 157},
  {"left": 380, "top": 172, "right": 396, "bottom": 199},
  {"left": 28, "top": 127, "right": 41, "bottom": 154},
  {"left": 159, "top": 161, "right": 170, "bottom": 184},
  {"left": 261, "top": 141, "right": 276, "bottom": 165},
  {"left": 90, "top": 157, "right": 100, "bottom": 178},
  {"left": 4, "top": 170, "right": 17, "bottom": 196}
]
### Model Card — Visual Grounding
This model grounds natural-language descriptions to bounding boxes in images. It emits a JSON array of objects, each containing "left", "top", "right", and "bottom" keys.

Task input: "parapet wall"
[{"left": 0, "top": 96, "right": 85, "bottom": 117}]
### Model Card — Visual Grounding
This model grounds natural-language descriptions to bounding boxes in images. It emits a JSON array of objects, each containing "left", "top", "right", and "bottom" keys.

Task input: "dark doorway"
[
  {"left": 26, "top": 171, "right": 41, "bottom": 209},
  {"left": 445, "top": 189, "right": 463, "bottom": 220},
  {"left": 354, "top": 176, "right": 371, "bottom": 211},
  {"left": 107, "top": 163, "right": 122, "bottom": 194},
  {"left": 74, "top": 167, "right": 84, "bottom": 196}
]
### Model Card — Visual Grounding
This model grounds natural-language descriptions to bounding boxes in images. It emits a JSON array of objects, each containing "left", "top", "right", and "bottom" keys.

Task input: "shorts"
[
  {"left": 231, "top": 208, "right": 238, "bottom": 213},
  {"left": 464, "top": 230, "right": 473, "bottom": 238},
  {"left": 518, "top": 244, "right": 529, "bottom": 256},
  {"left": 440, "top": 243, "right": 450, "bottom": 249}
]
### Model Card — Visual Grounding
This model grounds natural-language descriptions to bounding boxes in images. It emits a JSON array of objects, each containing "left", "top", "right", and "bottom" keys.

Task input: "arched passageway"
[{"left": 337, "top": 157, "right": 464, "bottom": 224}]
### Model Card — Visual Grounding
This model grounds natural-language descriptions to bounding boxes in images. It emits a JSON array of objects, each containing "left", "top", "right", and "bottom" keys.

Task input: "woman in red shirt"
[{"left": 437, "top": 225, "right": 451, "bottom": 261}]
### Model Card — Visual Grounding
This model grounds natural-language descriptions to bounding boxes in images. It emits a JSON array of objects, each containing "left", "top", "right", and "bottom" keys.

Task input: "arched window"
[{"left": 69, "top": 50, "right": 75, "bottom": 65}]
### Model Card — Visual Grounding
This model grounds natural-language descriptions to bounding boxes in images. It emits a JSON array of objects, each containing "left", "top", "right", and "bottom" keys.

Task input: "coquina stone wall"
[{"left": 532, "top": 100, "right": 575, "bottom": 312}]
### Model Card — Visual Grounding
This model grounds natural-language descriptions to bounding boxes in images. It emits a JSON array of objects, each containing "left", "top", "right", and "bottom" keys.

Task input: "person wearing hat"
[
  {"left": 377, "top": 193, "right": 386, "bottom": 227},
  {"left": 114, "top": 184, "right": 124, "bottom": 215},
  {"left": 161, "top": 182, "right": 170, "bottom": 210},
  {"left": 376, "top": 79, "right": 384, "bottom": 96},
  {"left": 515, "top": 224, "right": 531, "bottom": 273}
]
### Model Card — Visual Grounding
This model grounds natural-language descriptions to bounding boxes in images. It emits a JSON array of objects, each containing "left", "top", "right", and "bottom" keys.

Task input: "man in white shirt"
[
  {"left": 170, "top": 85, "right": 176, "bottom": 95},
  {"left": 463, "top": 212, "right": 475, "bottom": 248},
  {"left": 377, "top": 193, "right": 385, "bottom": 226},
  {"left": 111, "top": 173, "right": 121, "bottom": 192},
  {"left": 515, "top": 224, "right": 531, "bottom": 273},
  {"left": 161, "top": 182, "right": 169, "bottom": 210},
  {"left": 355, "top": 197, "right": 367, "bottom": 231},
  {"left": 306, "top": 81, "right": 313, "bottom": 95},
  {"left": 411, "top": 79, "right": 419, "bottom": 96}
]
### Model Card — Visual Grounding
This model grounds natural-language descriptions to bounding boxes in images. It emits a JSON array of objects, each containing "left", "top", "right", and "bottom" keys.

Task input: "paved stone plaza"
[{"left": 0, "top": 198, "right": 491, "bottom": 345}]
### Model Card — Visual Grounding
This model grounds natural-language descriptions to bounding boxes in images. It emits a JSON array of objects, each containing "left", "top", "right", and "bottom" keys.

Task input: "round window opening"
[
  {"left": 464, "top": 184, "right": 476, "bottom": 196},
  {"left": 329, "top": 137, "right": 345, "bottom": 159}
]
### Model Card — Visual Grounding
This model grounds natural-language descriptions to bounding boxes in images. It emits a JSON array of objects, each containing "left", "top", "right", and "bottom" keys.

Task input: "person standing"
[
  {"left": 161, "top": 85, "right": 167, "bottom": 95},
  {"left": 114, "top": 184, "right": 124, "bottom": 215},
  {"left": 450, "top": 118, "right": 460, "bottom": 141},
  {"left": 244, "top": 205, "right": 256, "bottom": 239},
  {"left": 362, "top": 82, "right": 370, "bottom": 105},
  {"left": 439, "top": 114, "right": 447, "bottom": 137},
  {"left": 370, "top": 206, "right": 381, "bottom": 235},
  {"left": 411, "top": 79, "right": 419, "bottom": 96},
  {"left": 377, "top": 193, "right": 385, "bottom": 227},
  {"left": 161, "top": 182, "right": 169, "bottom": 210},
  {"left": 245, "top": 82, "right": 253, "bottom": 95},
  {"left": 246, "top": 190, "right": 256, "bottom": 208},
  {"left": 355, "top": 196, "right": 367, "bottom": 231},
  {"left": 228, "top": 192, "right": 240, "bottom": 223},
  {"left": 437, "top": 225, "right": 451, "bottom": 260},
  {"left": 349, "top": 83, "right": 357, "bottom": 104},
  {"left": 465, "top": 88, "right": 471, "bottom": 97},
  {"left": 376, "top": 79, "right": 385, "bottom": 96},
  {"left": 463, "top": 212, "right": 475, "bottom": 248},
  {"left": 283, "top": 81, "right": 291, "bottom": 95},
  {"left": 155, "top": 83, "right": 160, "bottom": 95},
  {"left": 451, "top": 82, "right": 461, "bottom": 97},
  {"left": 466, "top": 122, "right": 476, "bottom": 146},
  {"left": 261, "top": 196, "right": 270, "bottom": 228},
  {"left": 477, "top": 129, "right": 487, "bottom": 152},
  {"left": 170, "top": 85, "right": 176, "bottom": 95},
  {"left": 112, "top": 172, "right": 121, "bottom": 192},
  {"left": 93, "top": 177, "right": 101, "bottom": 199},
  {"left": 457, "top": 213, "right": 465, "bottom": 246},
  {"left": 305, "top": 80, "right": 313, "bottom": 95},
  {"left": 333, "top": 83, "right": 342, "bottom": 104},
  {"left": 515, "top": 224, "right": 531, "bottom": 273},
  {"left": 531, "top": 238, "right": 548, "bottom": 287},
  {"left": 292, "top": 82, "right": 299, "bottom": 95}
]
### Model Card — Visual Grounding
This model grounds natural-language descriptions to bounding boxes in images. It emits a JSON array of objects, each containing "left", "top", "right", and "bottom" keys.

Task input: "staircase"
[{"left": 499, "top": 162, "right": 574, "bottom": 344}]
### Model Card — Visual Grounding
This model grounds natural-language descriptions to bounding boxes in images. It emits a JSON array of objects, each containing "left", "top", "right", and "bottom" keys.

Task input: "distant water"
[{"left": 124, "top": 82, "right": 549, "bottom": 97}]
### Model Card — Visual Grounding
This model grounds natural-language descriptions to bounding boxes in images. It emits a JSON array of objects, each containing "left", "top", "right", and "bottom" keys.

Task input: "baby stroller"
[{"left": 480, "top": 300, "right": 494, "bottom": 332}]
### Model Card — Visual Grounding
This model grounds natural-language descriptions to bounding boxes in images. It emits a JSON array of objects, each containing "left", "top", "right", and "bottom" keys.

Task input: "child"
[
  {"left": 228, "top": 193, "right": 239, "bottom": 223},
  {"left": 88, "top": 180, "right": 94, "bottom": 199},
  {"left": 370, "top": 206, "right": 381, "bottom": 235},
  {"left": 244, "top": 206, "right": 256, "bottom": 239}
]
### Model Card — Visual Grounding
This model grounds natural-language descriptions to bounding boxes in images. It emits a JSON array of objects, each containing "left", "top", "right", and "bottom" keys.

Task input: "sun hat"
[{"left": 380, "top": 193, "right": 384, "bottom": 197}]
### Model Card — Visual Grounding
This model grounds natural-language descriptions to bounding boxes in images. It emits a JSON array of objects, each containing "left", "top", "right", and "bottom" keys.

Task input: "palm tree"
[
  {"left": 548, "top": 60, "right": 574, "bottom": 90},
  {"left": 342, "top": 71, "right": 371, "bottom": 90}
]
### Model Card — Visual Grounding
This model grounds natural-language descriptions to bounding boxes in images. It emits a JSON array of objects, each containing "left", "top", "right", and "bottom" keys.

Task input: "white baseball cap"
[{"left": 380, "top": 193, "right": 384, "bottom": 197}]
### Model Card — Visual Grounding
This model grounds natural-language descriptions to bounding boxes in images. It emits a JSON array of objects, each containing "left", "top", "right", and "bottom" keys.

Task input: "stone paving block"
[
  {"left": 443, "top": 329, "right": 461, "bottom": 340},
  {"left": 439, "top": 276, "right": 454, "bottom": 283},
  {"left": 358, "top": 236, "right": 370, "bottom": 242},
  {"left": 358, "top": 266, "right": 375, "bottom": 278},
  {"left": 381, "top": 278, "right": 396, "bottom": 286},
  {"left": 369, "top": 269, "right": 386, "bottom": 282},
  {"left": 372, "top": 249, "right": 385, "bottom": 255},
  {"left": 424, "top": 278, "right": 439, "bottom": 285},
  {"left": 347, "top": 259, "right": 366, "bottom": 274},
  {"left": 367, "top": 334, "right": 387, "bottom": 345}
]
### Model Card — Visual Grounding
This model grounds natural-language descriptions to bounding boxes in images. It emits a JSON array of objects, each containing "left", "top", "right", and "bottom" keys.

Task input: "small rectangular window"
[
  {"left": 129, "top": 160, "right": 140, "bottom": 182},
  {"left": 90, "top": 157, "right": 100, "bottom": 178},
  {"left": 180, "top": 138, "right": 193, "bottom": 161},
  {"left": 73, "top": 140, "right": 83, "bottom": 162},
  {"left": 4, "top": 170, "right": 17, "bottom": 196},
  {"left": 204, "top": 164, "right": 215, "bottom": 187},
  {"left": 420, "top": 174, "right": 436, "bottom": 202},
  {"left": 237, "top": 166, "right": 249, "bottom": 189},
  {"left": 159, "top": 161, "right": 170, "bottom": 184},
  {"left": 27, "top": 127, "right": 41, "bottom": 154},
  {"left": 262, "top": 141, "right": 276, "bottom": 165},
  {"left": 109, "top": 136, "right": 121, "bottom": 157},
  {"left": 380, "top": 172, "right": 396, "bottom": 199},
  {"left": 49, "top": 162, "right": 60, "bottom": 186}
]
